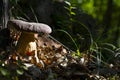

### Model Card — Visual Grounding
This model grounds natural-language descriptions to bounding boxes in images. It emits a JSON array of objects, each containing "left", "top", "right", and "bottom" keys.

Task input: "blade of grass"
[
  {"left": 56, "top": 29, "right": 81, "bottom": 56},
  {"left": 29, "top": 6, "right": 38, "bottom": 23}
]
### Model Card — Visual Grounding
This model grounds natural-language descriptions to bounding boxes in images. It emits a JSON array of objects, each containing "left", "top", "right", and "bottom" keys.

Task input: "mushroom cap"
[{"left": 7, "top": 19, "right": 52, "bottom": 34}]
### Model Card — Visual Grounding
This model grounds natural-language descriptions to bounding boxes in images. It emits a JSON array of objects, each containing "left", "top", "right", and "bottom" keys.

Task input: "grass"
[{"left": 56, "top": 29, "right": 81, "bottom": 57}]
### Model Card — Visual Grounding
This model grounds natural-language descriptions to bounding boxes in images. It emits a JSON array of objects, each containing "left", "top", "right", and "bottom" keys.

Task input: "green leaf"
[
  {"left": 16, "top": 69, "right": 24, "bottom": 75},
  {"left": 77, "top": 49, "right": 81, "bottom": 56},
  {"left": 102, "top": 48, "right": 115, "bottom": 54},
  {"left": 0, "top": 68, "right": 9, "bottom": 76},
  {"left": 70, "top": 6, "right": 76, "bottom": 9},
  {"left": 102, "top": 43, "right": 116, "bottom": 50},
  {"left": 21, "top": 65, "right": 28, "bottom": 70},
  {"left": 64, "top": 1, "right": 71, "bottom": 6},
  {"left": 64, "top": 6, "right": 70, "bottom": 11},
  {"left": 70, "top": 12, "right": 76, "bottom": 15}
]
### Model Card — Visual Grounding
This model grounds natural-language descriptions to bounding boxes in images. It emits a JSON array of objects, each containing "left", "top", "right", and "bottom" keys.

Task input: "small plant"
[{"left": 56, "top": 29, "right": 81, "bottom": 57}]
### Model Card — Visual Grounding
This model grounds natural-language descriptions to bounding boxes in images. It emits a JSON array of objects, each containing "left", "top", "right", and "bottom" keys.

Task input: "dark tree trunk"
[
  {"left": 2, "top": 0, "right": 9, "bottom": 29},
  {"left": 0, "top": 0, "right": 10, "bottom": 50},
  {"left": 115, "top": 14, "right": 120, "bottom": 47},
  {"left": 0, "top": 0, "right": 3, "bottom": 29},
  {"left": 102, "top": 0, "right": 113, "bottom": 37}
]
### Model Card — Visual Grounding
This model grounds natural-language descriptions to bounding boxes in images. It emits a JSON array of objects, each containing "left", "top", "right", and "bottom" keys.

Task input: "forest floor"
[{"left": 0, "top": 32, "right": 120, "bottom": 80}]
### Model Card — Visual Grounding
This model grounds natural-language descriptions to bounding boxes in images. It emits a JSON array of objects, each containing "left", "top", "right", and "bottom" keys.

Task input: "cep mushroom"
[{"left": 7, "top": 19, "right": 52, "bottom": 63}]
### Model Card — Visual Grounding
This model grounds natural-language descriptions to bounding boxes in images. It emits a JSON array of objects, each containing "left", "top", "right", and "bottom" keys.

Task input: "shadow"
[{"left": 0, "top": 28, "right": 10, "bottom": 50}]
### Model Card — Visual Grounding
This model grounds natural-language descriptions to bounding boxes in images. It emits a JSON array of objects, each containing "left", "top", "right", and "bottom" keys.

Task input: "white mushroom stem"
[
  {"left": 16, "top": 32, "right": 39, "bottom": 63},
  {"left": 26, "top": 41, "right": 39, "bottom": 63}
]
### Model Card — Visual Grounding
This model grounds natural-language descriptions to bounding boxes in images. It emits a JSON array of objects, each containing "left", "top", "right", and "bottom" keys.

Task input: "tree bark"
[
  {"left": 2, "top": 0, "right": 9, "bottom": 29},
  {"left": 102, "top": 0, "right": 113, "bottom": 36},
  {"left": 0, "top": 0, "right": 3, "bottom": 29},
  {"left": 116, "top": 14, "right": 120, "bottom": 47}
]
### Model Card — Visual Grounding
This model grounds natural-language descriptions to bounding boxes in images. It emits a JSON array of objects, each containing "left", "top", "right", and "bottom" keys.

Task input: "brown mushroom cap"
[{"left": 7, "top": 19, "right": 52, "bottom": 34}]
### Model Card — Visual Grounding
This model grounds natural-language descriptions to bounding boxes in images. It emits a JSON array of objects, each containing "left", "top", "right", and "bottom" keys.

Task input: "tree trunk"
[
  {"left": 0, "top": 0, "right": 3, "bottom": 29},
  {"left": 2, "top": 0, "right": 9, "bottom": 29},
  {"left": 102, "top": 0, "right": 113, "bottom": 37},
  {"left": 116, "top": 14, "right": 120, "bottom": 47}
]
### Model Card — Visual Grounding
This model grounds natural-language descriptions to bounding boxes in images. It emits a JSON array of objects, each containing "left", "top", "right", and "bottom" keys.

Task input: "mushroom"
[{"left": 7, "top": 19, "right": 52, "bottom": 63}]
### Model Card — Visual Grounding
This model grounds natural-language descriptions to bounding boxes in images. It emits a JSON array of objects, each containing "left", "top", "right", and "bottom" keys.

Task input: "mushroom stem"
[
  {"left": 16, "top": 32, "right": 37, "bottom": 56},
  {"left": 16, "top": 32, "right": 39, "bottom": 63}
]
